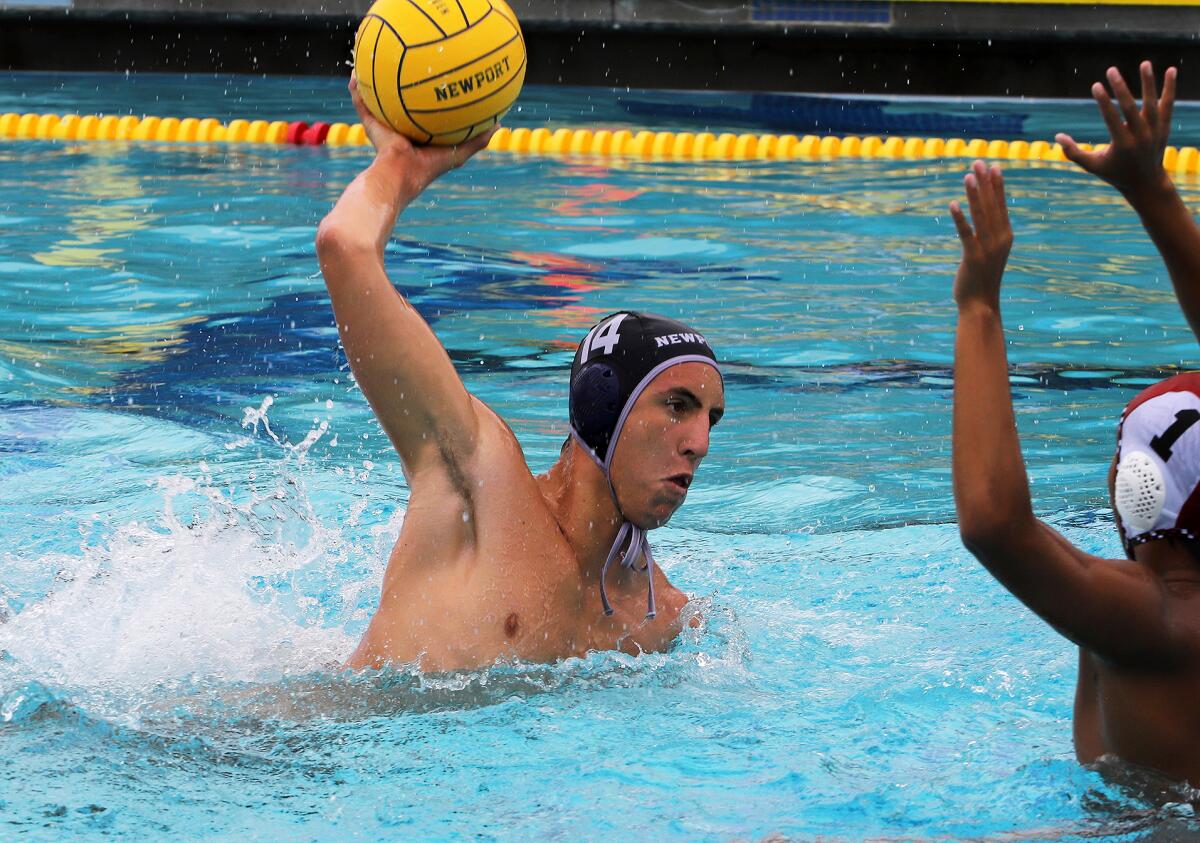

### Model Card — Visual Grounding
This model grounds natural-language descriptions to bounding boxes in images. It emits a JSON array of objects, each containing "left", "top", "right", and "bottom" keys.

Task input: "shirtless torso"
[
  {"left": 1072, "top": 545, "right": 1200, "bottom": 784},
  {"left": 317, "top": 79, "right": 720, "bottom": 673},
  {"left": 343, "top": 400, "right": 693, "bottom": 672}
]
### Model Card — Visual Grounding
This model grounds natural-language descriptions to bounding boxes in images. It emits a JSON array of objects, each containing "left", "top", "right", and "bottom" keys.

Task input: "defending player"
[{"left": 951, "top": 62, "right": 1200, "bottom": 785}]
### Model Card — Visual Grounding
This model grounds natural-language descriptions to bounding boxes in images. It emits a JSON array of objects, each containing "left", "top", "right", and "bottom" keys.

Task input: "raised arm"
[
  {"left": 1057, "top": 63, "right": 1200, "bottom": 343},
  {"left": 950, "top": 162, "right": 1176, "bottom": 665},
  {"left": 316, "top": 79, "right": 494, "bottom": 476}
]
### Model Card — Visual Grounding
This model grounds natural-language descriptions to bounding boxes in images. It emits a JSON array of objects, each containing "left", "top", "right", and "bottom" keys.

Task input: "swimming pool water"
[{"left": 4, "top": 72, "right": 1200, "bottom": 840}]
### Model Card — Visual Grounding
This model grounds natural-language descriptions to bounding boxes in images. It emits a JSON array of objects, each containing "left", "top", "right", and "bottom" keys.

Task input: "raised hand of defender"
[
  {"left": 1056, "top": 62, "right": 1177, "bottom": 200},
  {"left": 950, "top": 160, "right": 1013, "bottom": 308},
  {"left": 349, "top": 75, "right": 495, "bottom": 194}
]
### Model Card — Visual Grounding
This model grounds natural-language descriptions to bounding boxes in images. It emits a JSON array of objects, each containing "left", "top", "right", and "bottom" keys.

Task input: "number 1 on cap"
[
  {"left": 1151, "top": 409, "right": 1200, "bottom": 462},
  {"left": 580, "top": 313, "right": 626, "bottom": 363}
]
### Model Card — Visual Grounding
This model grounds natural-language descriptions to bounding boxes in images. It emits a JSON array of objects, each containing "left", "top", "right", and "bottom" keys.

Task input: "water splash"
[
  {"left": 237, "top": 394, "right": 329, "bottom": 460},
  {"left": 0, "top": 471, "right": 355, "bottom": 707},
  {"left": 0, "top": 409, "right": 747, "bottom": 730}
]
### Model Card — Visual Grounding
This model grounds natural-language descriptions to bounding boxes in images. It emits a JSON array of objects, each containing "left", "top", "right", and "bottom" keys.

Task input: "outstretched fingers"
[
  {"left": 964, "top": 169, "right": 986, "bottom": 237},
  {"left": 1062, "top": 63, "right": 1180, "bottom": 191},
  {"left": 949, "top": 200, "right": 974, "bottom": 242},
  {"left": 1141, "top": 61, "right": 1160, "bottom": 127},
  {"left": 1107, "top": 66, "right": 1143, "bottom": 130},
  {"left": 1056, "top": 132, "right": 1100, "bottom": 172},
  {"left": 950, "top": 161, "right": 1012, "bottom": 305},
  {"left": 968, "top": 160, "right": 1006, "bottom": 229},
  {"left": 977, "top": 163, "right": 1009, "bottom": 228},
  {"left": 992, "top": 165, "right": 1010, "bottom": 229},
  {"left": 1093, "top": 81, "right": 1132, "bottom": 146},
  {"left": 1161, "top": 66, "right": 1178, "bottom": 138}
]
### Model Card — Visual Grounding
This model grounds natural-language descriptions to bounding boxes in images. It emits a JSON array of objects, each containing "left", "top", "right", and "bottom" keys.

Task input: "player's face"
[{"left": 608, "top": 363, "right": 725, "bottom": 529}]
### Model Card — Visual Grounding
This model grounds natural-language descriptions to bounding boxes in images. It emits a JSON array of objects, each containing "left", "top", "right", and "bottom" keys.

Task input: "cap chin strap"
[
  {"left": 569, "top": 427, "right": 657, "bottom": 620},
  {"left": 597, "top": 521, "right": 656, "bottom": 620}
]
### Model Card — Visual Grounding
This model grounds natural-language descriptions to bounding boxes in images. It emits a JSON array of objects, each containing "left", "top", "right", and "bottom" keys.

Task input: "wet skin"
[
  {"left": 1068, "top": 462, "right": 1200, "bottom": 784},
  {"left": 340, "top": 364, "right": 724, "bottom": 672},
  {"left": 953, "top": 62, "right": 1200, "bottom": 787},
  {"left": 318, "top": 78, "right": 724, "bottom": 672},
  {"left": 318, "top": 79, "right": 728, "bottom": 672}
]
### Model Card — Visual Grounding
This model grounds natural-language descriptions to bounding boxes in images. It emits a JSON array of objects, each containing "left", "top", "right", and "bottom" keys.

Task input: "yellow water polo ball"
[{"left": 353, "top": 0, "right": 526, "bottom": 146}]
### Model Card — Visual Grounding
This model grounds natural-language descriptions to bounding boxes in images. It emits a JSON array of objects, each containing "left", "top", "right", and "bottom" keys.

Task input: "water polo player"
[
  {"left": 316, "top": 78, "right": 724, "bottom": 672},
  {"left": 952, "top": 62, "right": 1200, "bottom": 785}
]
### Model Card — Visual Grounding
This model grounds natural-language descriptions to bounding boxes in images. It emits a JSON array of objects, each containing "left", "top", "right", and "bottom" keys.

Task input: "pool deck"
[{"left": 2, "top": 0, "right": 1199, "bottom": 96}]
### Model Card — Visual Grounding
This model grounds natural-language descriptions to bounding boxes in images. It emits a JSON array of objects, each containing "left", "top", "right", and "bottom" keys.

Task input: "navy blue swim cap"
[{"left": 569, "top": 311, "right": 720, "bottom": 469}]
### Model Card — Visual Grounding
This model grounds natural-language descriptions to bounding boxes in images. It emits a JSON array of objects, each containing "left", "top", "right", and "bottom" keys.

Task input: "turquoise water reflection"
[{"left": 3, "top": 73, "right": 1200, "bottom": 840}]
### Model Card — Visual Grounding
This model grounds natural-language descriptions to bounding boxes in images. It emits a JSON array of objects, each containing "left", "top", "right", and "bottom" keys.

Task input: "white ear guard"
[{"left": 1115, "top": 450, "right": 1167, "bottom": 535}]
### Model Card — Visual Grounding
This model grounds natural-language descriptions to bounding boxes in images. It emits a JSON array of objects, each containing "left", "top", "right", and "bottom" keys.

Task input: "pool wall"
[{"left": 3, "top": 0, "right": 1200, "bottom": 96}]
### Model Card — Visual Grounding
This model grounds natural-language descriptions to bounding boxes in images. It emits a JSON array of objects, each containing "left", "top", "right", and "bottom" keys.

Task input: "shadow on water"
[
  {"left": 96, "top": 250, "right": 1182, "bottom": 426},
  {"left": 93, "top": 237, "right": 757, "bottom": 423},
  {"left": 14, "top": 193, "right": 1181, "bottom": 429},
  {"left": 1066, "top": 757, "right": 1200, "bottom": 841}
]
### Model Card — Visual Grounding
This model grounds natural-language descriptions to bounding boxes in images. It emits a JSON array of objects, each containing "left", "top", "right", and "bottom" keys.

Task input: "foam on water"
[
  {"left": 0, "top": 473, "right": 353, "bottom": 702},
  {"left": 0, "top": 397, "right": 379, "bottom": 731}
]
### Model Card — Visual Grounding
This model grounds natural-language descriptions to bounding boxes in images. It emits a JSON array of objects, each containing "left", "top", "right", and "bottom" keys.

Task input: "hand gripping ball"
[{"left": 353, "top": 0, "right": 526, "bottom": 145}]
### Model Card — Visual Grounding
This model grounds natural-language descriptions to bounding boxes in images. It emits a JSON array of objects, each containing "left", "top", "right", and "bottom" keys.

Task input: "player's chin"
[{"left": 641, "top": 497, "right": 684, "bottom": 529}]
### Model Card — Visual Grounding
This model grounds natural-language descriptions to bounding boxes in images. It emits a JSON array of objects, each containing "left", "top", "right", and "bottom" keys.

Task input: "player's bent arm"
[
  {"left": 953, "top": 298, "right": 1176, "bottom": 665},
  {"left": 316, "top": 148, "right": 479, "bottom": 475},
  {"left": 963, "top": 513, "right": 1178, "bottom": 665}
]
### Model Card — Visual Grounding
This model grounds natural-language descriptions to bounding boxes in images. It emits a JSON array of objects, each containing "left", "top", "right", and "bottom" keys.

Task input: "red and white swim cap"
[{"left": 1115, "top": 373, "right": 1200, "bottom": 554}]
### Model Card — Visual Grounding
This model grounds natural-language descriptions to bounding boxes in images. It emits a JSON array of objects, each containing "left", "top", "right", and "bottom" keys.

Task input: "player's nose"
[{"left": 680, "top": 417, "right": 710, "bottom": 462}]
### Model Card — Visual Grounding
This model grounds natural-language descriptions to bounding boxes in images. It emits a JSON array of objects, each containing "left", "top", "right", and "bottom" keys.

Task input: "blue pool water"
[{"left": 4, "top": 72, "right": 1200, "bottom": 839}]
